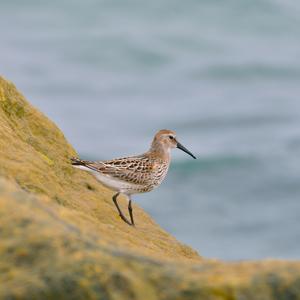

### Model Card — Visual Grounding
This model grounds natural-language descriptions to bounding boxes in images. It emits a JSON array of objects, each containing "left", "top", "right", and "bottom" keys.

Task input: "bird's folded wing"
[{"left": 83, "top": 156, "right": 155, "bottom": 185}]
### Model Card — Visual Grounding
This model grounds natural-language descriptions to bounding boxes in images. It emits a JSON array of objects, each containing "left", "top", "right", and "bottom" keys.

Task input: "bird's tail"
[{"left": 70, "top": 157, "right": 87, "bottom": 166}]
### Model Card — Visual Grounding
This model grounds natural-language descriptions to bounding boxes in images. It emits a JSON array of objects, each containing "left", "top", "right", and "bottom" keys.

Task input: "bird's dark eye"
[{"left": 169, "top": 135, "right": 174, "bottom": 140}]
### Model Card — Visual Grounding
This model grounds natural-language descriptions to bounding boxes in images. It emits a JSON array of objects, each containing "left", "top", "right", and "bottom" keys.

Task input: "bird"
[{"left": 71, "top": 129, "right": 196, "bottom": 226}]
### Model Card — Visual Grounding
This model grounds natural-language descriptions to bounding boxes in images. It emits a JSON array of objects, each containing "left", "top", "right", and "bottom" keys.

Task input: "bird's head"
[{"left": 151, "top": 129, "right": 196, "bottom": 159}]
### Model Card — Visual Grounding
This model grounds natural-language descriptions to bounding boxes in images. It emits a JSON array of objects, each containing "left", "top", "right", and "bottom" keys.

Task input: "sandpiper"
[{"left": 71, "top": 129, "right": 196, "bottom": 226}]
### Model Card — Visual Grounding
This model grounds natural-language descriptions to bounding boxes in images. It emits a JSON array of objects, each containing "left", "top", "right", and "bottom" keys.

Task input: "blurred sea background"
[{"left": 1, "top": 0, "right": 300, "bottom": 260}]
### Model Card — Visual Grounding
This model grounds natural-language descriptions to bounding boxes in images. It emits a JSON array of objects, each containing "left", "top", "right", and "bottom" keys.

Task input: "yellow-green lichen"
[{"left": 0, "top": 75, "right": 300, "bottom": 300}]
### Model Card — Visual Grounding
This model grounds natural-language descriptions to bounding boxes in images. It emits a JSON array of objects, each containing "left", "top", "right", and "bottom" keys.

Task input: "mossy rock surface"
[{"left": 0, "top": 76, "right": 300, "bottom": 299}]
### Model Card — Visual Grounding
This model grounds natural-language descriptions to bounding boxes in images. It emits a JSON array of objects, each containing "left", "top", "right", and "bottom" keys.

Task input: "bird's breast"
[{"left": 151, "top": 161, "right": 170, "bottom": 185}]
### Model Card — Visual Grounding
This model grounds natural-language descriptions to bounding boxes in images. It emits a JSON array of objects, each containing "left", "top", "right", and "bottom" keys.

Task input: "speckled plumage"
[
  {"left": 71, "top": 129, "right": 196, "bottom": 226},
  {"left": 71, "top": 154, "right": 170, "bottom": 194}
]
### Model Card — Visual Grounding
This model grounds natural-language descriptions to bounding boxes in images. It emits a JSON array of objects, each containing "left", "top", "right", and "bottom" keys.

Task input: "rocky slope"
[{"left": 0, "top": 76, "right": 299, "bottom": 300}]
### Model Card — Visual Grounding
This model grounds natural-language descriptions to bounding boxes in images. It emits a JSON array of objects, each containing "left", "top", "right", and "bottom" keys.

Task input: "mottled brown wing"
[{"left": 84, "top": 155, "right": 157, "bottom": 185}]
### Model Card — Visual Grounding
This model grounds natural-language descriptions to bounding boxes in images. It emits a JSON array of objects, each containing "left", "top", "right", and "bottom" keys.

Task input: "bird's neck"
[{"left": 149, "top": 141, "right": 170, "bottom": 161}]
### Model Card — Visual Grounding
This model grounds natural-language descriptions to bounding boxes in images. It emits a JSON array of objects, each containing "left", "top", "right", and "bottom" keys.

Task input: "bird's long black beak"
[{"left": 176, "top": 142, "right": 197, "bottom": 159}]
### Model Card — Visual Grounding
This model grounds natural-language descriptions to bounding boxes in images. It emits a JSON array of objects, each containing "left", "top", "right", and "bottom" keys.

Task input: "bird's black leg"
[
  {"left": 128, "top": 198, "right": 135, "bottom": 226},
  {"left": 112, "top": 193, "right": 132, "bottom": 226}
]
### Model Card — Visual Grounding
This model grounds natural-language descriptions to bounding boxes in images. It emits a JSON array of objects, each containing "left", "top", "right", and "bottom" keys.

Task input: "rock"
[{"left": 0, "top": 76, "right": 300, "bottom": 299}]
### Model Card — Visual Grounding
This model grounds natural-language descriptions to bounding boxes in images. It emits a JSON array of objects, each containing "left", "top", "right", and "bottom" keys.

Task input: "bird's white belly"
[{"left": 74, "top": 165, "right": 142, "bottom": 194}]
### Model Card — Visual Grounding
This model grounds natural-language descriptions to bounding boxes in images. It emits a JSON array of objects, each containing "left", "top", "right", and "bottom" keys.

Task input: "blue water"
[{"left": 1, "top": 0, "right": 300, "bottom": 260}]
